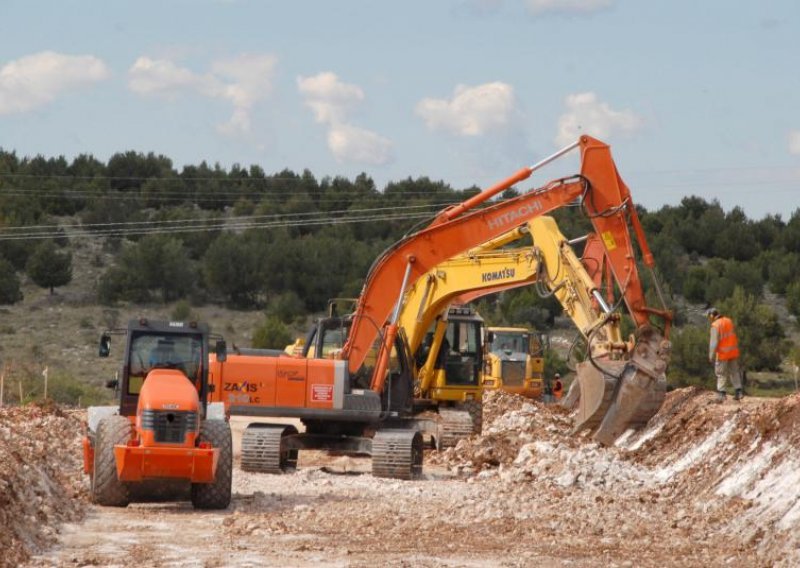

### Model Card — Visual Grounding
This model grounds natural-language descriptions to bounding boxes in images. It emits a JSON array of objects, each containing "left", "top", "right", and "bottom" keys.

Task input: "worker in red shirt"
[{"left": 706, "top": 308, "right": 743, "bottom": 403}]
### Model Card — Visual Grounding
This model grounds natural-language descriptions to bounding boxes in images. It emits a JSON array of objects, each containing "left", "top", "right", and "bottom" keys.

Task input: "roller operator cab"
[
  {"left": 483, "top": 327, "right": 546, "bottom": 399},
  {"left": 82, "top": 319, "right": 232, "bottom": 509}
]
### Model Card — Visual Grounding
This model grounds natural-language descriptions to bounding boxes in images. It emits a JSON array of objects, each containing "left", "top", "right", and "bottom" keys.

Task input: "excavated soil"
[
  {"left": 0, "top": 405, "right": 86, "bottom": 567},
  {"left": 9, "top": 388, "right": 800, "bottom": 566}
]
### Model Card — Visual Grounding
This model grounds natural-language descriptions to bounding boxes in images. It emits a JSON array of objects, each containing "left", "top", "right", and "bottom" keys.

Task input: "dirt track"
[{"left": 8, "top": 389, "right": 800, "bottom": 567}]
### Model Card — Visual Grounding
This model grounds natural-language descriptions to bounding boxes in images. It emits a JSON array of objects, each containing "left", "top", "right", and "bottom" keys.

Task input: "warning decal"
[
  {"left": 601, "top": 231, "right": 617, "bottom": 251},
  {"left": 311, "top": 384, "right": 333, "bottom": 402}
]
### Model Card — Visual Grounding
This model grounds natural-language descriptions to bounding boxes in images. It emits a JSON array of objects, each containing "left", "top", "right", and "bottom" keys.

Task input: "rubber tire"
[
  {"left": 91, "top": 415, "right": 132, "bottom": 507},
  {"left": 459, "top": 400, "right": 483, "bottom": 434},
  {"left": 190, "top": 420, "right": 232, "bottom": 510}
]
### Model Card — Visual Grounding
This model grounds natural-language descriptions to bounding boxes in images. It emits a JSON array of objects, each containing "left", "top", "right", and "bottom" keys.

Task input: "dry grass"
[{"left": 0, "top": 238, "right": 276, "bottom": 405}]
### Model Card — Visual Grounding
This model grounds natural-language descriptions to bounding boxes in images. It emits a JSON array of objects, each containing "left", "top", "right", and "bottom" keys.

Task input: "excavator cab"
[
  {"left": 300, "top": 315, "right": 415, "bottom": 413},
  {"left": 441, "top": 307, "right": 484, "bottom": 387}
]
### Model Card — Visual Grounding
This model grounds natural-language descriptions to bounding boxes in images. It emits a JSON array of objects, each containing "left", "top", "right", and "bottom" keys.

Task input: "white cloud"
[
  {"left": 0, "top": 51, "right": 109, "bottom": 115},
  {"left": 527, "top": 0, "right": 612, "bottom": 16},
  {"left": 555, "top": 92, "right": 643, "bottom": 146},
  {"left": 415, "top": 82, "right": 517, "bottom": 137},
  {"left": 297, "top": 72, "right": 392, "bottom": 165},
  {"left": 297, "top": 72, "right": 364, "bottom": 125},
  {"left": 328, "top": 124, "right": 393, "bottom": 165},
  {"left": 128, "top": 53, "right": 276, "bottom": 136},
  {"left": 128, "top": 57, "right": 220, "bottom": 99},
  {"left": 790, "top": 130, "right": 800, "bottom": 155},
  {"left": 212, "top": 54, "right": 277, "bottom": 108}
]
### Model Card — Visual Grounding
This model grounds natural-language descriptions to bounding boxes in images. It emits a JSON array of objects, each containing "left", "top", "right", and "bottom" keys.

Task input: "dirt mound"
[
  {"left": 0, "top": 404, "right": 87, "bottom": 568},
  {"left": 428, "top": 389, "right": 576, "bottom": 474},
  {"left": 431, "top": 387, "right": 800, "bottom": 565}
]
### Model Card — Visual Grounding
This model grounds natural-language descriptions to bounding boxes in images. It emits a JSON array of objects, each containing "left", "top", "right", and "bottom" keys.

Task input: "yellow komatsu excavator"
[
  {"left": 398, "top": 226, "right": 545, "bottom": 438},
  {"left": 404, "top": 214, "right": 669, "bottom": 445}
]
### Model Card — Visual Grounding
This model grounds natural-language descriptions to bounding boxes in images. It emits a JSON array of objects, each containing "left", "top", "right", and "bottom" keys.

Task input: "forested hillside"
[{"left": 1, "top": 149, "right": 798, "bottom": 393}]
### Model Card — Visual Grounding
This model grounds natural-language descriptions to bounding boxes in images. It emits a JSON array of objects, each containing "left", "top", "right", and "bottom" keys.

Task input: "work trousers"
[{"left": 715, "top": 358, "right": 742, "bottom": 392}]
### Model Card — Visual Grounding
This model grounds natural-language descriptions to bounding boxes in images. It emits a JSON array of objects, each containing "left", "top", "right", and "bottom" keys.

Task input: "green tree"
[
  {"left": 668, "top": 325, "right": 714, "bottom": 388},
  {"left": 26, "top": 240, "right": 72, "bottom": 294},
  {"left": 98, "top": 235, "right": 195, "bottom": 303},
  {"left": 252, "top": 316, "right": 293, "bottom": 349},
  {"left": 266, "top": 291, "right": 305, "bottom": 324},
  {"left": 787, "top": 281, "right": 800, "bottom": 317},
  {"left": 0, "top": 256, "right": 23, "bottom": 304},
  {"left": 543, "top": 348, "right": 569, "bottom": 379},
  {"left": 202, "top": 232, "right": 265, "bottom": 307}
]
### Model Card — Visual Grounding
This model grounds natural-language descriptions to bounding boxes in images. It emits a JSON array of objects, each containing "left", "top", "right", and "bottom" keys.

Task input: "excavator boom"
[{"left": 344, "top": 137, "right": 636, "bottom": 375}]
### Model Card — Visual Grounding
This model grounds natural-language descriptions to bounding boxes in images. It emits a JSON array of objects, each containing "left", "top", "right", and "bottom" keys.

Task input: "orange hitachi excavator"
[{"left": 208, "top": 135, "right": 672, "bottom": 477}]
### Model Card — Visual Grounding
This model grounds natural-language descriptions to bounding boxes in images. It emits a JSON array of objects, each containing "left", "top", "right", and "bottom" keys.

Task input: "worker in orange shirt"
[
  {"left": 706, "top": 308, "right": 743, "bottom": 403},
  {"left": 552, "top": 373, "right": 564, "bottom": 400}
]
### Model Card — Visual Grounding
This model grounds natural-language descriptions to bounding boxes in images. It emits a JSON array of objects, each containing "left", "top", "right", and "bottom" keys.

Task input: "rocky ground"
[{"left": 4, "top": 387, "right": 800, "bottom": 567}]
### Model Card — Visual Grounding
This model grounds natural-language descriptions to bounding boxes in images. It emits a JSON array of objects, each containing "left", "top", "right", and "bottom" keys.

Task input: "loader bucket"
[{"left": 572, "top": 326, "right": 669, "bottom": 445}]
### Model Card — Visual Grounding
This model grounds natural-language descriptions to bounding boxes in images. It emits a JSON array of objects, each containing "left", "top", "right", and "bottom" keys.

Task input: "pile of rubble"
[
  {"left": 432, "top": 387, "right": 800, "bottom": 565},
  {"left": 429, "top": 389, "right": 579, "bottom": 475},
  {"left": 0, "top": 404, "right": 87, "bottom": 567}
]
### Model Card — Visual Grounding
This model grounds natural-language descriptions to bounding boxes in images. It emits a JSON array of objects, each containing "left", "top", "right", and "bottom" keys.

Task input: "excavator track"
[
  {"left": 458, "top": 400, "right": 483, "bottom": 434},
  {"left": 371, "top": 430, "right": 423, "bottom": 480},
  {"left": 436, "top": 408, "right": 475, "bottom": 450},
  {"left": 241, "top": 424, "right": 298, "bottom": 474}
]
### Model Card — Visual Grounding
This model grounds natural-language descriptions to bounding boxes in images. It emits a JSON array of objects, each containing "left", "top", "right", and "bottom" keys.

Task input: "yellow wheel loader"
[{"left": 483, "top": 326, "right": 545, "bottom": 399}]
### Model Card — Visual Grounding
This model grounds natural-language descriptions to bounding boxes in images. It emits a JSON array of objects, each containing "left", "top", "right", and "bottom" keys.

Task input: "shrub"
[{"left": 252, "top": 316, "right": 293, "bottom": 349}]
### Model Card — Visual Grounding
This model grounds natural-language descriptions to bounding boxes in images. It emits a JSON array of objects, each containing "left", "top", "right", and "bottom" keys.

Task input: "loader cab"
[
  {"left": 100, "top": 319, "right": 224, "bottom": 417},
  {"left": 488, "top": 329, "right": 531, "bottom": 357}
]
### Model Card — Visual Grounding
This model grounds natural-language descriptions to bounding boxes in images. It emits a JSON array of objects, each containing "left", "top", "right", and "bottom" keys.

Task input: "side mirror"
[
  {"left": 105, "top": 379, "right": 118, "bottom": 389},
  {"left": 215, "top": 339, "right": 227, "bottom": 362},
  {"left": 99, "top": 334, "right": 111, "bottom": 357}
]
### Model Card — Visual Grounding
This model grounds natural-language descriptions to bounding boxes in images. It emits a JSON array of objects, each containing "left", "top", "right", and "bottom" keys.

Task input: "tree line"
[{"left": 1, "top": 149, "right": 798, "bottom": 385}]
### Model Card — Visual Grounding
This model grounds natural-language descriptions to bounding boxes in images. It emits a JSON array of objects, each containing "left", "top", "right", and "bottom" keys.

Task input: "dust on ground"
[{"left": 10, "top": 387, "right": 800, "bottom": 567}]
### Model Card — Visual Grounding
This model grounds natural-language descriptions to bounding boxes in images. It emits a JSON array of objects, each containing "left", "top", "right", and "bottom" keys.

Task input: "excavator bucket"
[{"left": 573, "top": 326, "right": 670, "bottom": 445}]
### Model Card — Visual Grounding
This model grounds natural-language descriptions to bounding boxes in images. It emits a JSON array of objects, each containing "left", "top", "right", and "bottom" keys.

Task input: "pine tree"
[{"left": 26, "top": 241, "right": 72, "bottom": 295}]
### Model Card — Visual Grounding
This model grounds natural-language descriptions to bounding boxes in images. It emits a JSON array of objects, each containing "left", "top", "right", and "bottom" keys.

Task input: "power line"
[
  {"left": 0, "top": 202, "right": 458, "bottom": 233},
  {"left": 0, "top": 187, "right": 475, "bottom": 203},
  {"left": 2, "top": 163, "right": 798, "bottom": 181},
  {"left": 0, "top": 209, "right": 443, "bottom": 241}
]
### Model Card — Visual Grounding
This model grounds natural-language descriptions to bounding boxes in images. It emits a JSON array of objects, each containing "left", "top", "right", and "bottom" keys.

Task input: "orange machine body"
[
  {"left": 208, "top": 354, "right": 347, "bottom": 415},
  {"left": 83, "top": 369, "right": 219, "bottom": 483},
  {"left": 112, "top": 369, "right": 217, "bottom": 483}
]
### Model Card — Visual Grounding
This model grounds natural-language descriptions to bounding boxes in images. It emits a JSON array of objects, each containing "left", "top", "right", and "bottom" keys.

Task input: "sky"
[{"left": 1, "top": 0, "right": 799, "bottom": 219}]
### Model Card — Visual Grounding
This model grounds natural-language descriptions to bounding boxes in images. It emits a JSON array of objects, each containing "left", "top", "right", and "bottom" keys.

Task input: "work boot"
[
  {"left": 714, "top": 390, "right": 726, "bottom": 404},
  {"left": 734, "top": 388, "right": 744, "bottom": 401}
]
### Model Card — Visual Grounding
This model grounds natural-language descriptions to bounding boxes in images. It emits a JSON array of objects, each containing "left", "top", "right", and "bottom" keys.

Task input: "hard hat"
[
  {"left": 554, "top": 373, "right": 561, "bottom": 378},
  {"left": 705, "top": 307, "right": 719, "bottom": 320}
]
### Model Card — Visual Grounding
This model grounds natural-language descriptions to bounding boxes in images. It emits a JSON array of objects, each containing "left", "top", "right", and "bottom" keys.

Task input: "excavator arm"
[
  {"left": 459, "top": 215, "right": 670, "bottom": 444},
  {"left": 404, "top": 214, "right": 662, "bottom": 442},
  {"left": 339, "top": 136, "right": 670, "bottom": 444}
]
